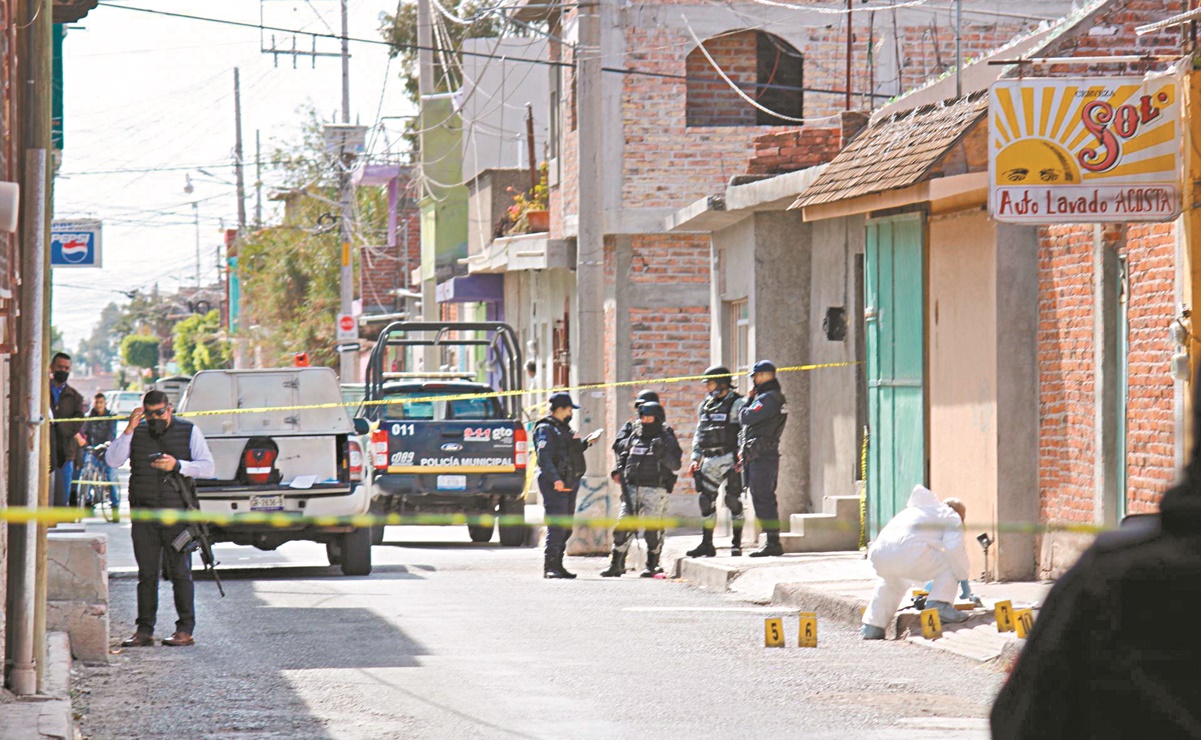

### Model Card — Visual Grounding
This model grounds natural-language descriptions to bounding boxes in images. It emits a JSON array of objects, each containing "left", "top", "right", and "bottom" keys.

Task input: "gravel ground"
[{"left": 74, "top": 531, "right": 1003, "bottom": 739}]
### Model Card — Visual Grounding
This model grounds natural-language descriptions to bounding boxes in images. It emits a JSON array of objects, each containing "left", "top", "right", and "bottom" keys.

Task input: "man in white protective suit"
[{"left": 860, "top": 485, "right": 971, "bottom": 640}]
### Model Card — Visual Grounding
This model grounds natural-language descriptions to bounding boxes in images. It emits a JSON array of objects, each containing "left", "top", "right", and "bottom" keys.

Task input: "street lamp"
[{"left": 184, "top": 175, "right": 200, "bottom": 289}]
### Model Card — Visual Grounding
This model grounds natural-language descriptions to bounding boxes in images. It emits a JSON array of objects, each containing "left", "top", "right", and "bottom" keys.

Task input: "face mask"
[
  {"left": 147, "top": 418, "right": 168, "bottom": 437},
  {"left": 563, "top": 414, "right": 573, "bottom": 425},
  {"left": 52, "top": 370, "right": 69, "bottom": 384}
]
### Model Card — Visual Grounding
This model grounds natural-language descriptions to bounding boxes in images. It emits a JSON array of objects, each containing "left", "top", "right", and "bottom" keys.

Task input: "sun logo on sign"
[{"left": 991, "top": 81, "right": 1177, "bottom": 186}]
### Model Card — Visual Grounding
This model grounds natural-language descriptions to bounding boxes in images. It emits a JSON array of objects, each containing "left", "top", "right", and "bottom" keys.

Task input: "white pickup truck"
[{"left": 177, "top": 367, "right": 374, "bottom": 576}]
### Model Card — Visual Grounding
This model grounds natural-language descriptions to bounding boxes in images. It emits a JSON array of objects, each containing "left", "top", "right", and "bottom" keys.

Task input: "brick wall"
[
  {"left": 684, "top": 31, "right": 759, "bottom": 127},
  {"left": 361, "top": 208, "right": 420, "bottom": 314},
  {"left": 1124, "top": 222, "right": 1178, "bottom": 514},
  {"left": 748, "top": 127, "right": 841, "bottom": 176},
  {"left": 1038, "top": 224, "right": 1099, "bottom": 528}
]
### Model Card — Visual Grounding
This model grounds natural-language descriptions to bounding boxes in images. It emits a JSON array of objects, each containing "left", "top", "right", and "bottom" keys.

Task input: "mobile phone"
[{"left": 148, "top": 452, "right": 165, "bottom": 461}]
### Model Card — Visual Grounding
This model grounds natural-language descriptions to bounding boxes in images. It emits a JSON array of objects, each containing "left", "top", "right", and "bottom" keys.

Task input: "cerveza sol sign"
[{"left": 988, "top": 74, "right": 1182, "bottom": 223}]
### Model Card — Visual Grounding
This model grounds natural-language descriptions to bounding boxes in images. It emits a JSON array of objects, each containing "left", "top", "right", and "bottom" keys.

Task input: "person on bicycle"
[{"left": 83, "top": 392, "right": 120, "bottom": 520}]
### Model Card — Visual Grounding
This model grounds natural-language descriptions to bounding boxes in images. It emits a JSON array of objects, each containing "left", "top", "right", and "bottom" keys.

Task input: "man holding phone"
[{"left": 106, "top": 390, "right": 214, "bottom": 647}]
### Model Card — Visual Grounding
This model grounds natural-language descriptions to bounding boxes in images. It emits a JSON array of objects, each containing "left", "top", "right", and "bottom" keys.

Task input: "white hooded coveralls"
[{"left": 862, "top": 485, "right": 971, "bottom": 630}]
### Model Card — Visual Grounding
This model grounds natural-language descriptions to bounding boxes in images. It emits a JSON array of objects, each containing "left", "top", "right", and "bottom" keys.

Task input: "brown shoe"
[
  {"left": 162, "top": 632, "right": 194, "bottom": 647},
  {"left": 121, "top": 632, "right": 154, "bottom": 647}
]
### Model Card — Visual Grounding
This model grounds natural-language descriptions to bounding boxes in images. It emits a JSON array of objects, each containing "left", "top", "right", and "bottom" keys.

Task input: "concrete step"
[{"left": 773, "top": 495, "right": 862, "bottom": 552}]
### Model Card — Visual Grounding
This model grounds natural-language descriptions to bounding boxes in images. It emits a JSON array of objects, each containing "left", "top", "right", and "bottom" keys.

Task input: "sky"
[{"left": 52, "top": 0, "right": 415, "bottom": 351}]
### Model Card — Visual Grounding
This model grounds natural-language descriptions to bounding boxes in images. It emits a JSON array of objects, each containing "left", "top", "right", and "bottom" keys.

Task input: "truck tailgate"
[{"left": 384, "top": 420, "right": 521, "bottom": 476}]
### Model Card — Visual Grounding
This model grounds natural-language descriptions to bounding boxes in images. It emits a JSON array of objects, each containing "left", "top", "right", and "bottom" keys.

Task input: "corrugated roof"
[{"left": 791, "top": 92, "right": 988, "bottom": 210}]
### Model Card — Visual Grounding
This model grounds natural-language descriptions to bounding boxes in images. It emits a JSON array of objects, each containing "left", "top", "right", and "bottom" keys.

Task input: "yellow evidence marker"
[
  {"left": 798, "top": 612, "right": 818, "bottom": 648},
  {"left": 920, "top": 608, "right": 943, "bottom": 640},
  {"left": 995, "top": 599, "right": 1015, "bottom": 633},
  {"left": 765, "top": 618, "right": 786, "bottom": 648},
  {"left": 1015, "top": 609, "right": 1035, "bottom": 639}
]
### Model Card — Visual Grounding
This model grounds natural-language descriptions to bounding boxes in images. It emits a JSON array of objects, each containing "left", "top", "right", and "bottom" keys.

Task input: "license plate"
[
  {"left": 436, "top": 475, "right": 467, "bottom": 490},
  {"left": 249, "top": 494, "right": 285, "bottom": 512}
]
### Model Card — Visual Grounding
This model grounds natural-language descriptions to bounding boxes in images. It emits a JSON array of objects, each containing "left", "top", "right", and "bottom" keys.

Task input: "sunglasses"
[{"left": 144, "top": 407, "right": 169, "bottom": 418}]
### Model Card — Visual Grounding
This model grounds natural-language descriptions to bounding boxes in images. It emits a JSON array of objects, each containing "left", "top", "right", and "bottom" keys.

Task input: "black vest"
[
  {"left": 128, "top": 418, "right": 195, "bottom": 509},
  {"left": 695, "top": 391, "right": 741, "bottom": 454},
  {"left": 623, "top": 432, "right": 670, "bottom": 488}
]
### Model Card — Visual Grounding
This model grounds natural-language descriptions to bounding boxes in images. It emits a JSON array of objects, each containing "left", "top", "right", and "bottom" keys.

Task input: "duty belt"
[{"left": 700, "top": 447, "right": 734, "bottom": 457}]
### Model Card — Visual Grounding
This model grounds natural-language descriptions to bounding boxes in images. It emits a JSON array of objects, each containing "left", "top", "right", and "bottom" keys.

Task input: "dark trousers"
[
  {"left": 131, "top": 521, "right": 196, "bottom": 635},
  {"left": 541, "top": 480, "right": 578, "bottom": 555},
  {"left": 745, "top": 456, "right": 781, "bottom": 534}
]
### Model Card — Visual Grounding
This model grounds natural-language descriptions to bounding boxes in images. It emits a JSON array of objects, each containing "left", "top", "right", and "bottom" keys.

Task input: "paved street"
[{"left": 75, "top": 526, "right": 1001, "bottom": 739}]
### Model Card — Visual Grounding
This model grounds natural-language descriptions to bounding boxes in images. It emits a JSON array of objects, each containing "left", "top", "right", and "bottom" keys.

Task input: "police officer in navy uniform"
[
  {"left": 686, "top": 366, "right": 746, "bottom": 557},
  {"left": 602, "top": 401, "right": 682, "bottom": 577},
  {"left": 534, "top": 392, "right": 595, "bottom": 579},
  {"left": 739, "top": 360, "right": 788, "bottom": 557},
  {"left": 106, "top": 390, "right": 215, "bottom": 646}
]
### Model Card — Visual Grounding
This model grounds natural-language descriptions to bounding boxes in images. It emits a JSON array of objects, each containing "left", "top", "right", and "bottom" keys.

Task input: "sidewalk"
[
  {"left": 667, "top": 535, "right": 1052, "bottom": 664},
  {"left": 0, "top": 633, "right": 76, "bottom": 740}
]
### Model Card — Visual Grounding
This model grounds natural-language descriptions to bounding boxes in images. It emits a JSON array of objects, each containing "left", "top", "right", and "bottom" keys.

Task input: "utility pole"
[
  {"left": 192, "top": 201, "right": 201, "bottom": 289},
  {"left": 337, "top": 0, "right": 358, "bottom": 381},
  {"left": 954, "top": 0, "right": 963, "bottom": 99},
  {"left": 233, "top": 68, "right": 247, "bottom": 231},
  {"left": 416, "top": 0, "right": 438, "bottom": 370},
  {"left": 574, "top": 0, "right": 607, "bottom": 552},
  {"left": 845, "top": 0, "right": 853, "bottom": 110},
  {"left": 255, "top": 130, "right": 263, "bottom": 227},
  {"left": 8, "top": 0, "right": 53, "bottom": 696}
]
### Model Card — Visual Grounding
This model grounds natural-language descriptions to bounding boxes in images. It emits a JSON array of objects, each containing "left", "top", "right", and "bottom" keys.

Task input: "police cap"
[
  {"left": 548, "top": 392, "right": 580, "bottom": 410},
  {"left": 752, "top": 360, "right": 777, "bottom": 374}
]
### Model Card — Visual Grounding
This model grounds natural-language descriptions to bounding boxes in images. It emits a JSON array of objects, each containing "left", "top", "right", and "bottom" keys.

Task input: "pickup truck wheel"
[
  {"left": 340, "top": 527, "right": 373, "bottom": 576},
  {"left": 325, "top": 541, "right": 343, "bottom": 566},
  {"left": 498, "top": 498, "right": 529, "bottom": 547},
  {"left": 467, "top": 522, "right": 495, "bottom": 543}
]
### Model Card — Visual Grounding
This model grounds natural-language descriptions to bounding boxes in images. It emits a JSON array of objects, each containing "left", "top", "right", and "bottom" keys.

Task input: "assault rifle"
[{"left": 167, "top": 472, "right": 225, "bottom": 597}]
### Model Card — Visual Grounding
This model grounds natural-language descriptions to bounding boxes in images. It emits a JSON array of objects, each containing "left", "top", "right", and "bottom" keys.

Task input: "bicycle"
[{"left": 77, "top": 443, "right": 119, "bottom": 523}]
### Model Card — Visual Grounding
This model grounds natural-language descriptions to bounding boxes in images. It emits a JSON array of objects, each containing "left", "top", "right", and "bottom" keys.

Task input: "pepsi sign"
[{"left": 51, "top": 219, "right": 102, "bottom": 268}]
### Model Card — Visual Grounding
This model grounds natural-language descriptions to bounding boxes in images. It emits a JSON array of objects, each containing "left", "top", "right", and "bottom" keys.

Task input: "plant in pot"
[{"left": 506, "top": 163, "right": 549, "bottom": 235}]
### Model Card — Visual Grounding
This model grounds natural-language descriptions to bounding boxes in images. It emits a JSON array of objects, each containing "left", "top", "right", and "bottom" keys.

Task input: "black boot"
[
  {"left": 544, "top": 550, "right": 573, "bottom": 579},
  {"left": 731, "top": 525, "right": 743, "bottom": 557},
  {"left": 640, "top": 551, "right": 664, "bottom": 578},
  {"left": 685, "top": 529, "right": 716, "bottom": 558},
  {"left": 600, "top": 550, "right": 626, "bottom": 577},
  {"left": 556, "top": 547, "right": 577, "bottom": 579},
  {"left": 749, "top": 532, "right": 783, "bottom": 558}
]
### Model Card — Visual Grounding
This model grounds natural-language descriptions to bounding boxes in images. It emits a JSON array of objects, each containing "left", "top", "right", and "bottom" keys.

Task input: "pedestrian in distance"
[
  {"left": 534, "top": 392, "right": 597, "bottom": 579},
  {"left": 83, "top": 392, "right": 121, "bottom": 520},
  {"left": 738, "top": 360, "right": 788, "bottom": 557},
  {"left": 990, "top": 366, "right": 1201, "bottom": 739},
  {"left": 601, "top": 401, "right": 683, "bottom": 578},
  {"left": 860, "top": 486, "right": 970, "bottom": 640},
  {"left": 686, "top": 366, "right": 746, "bottom": 557},
  {"left": 106, "top": 390, "right": 215, "bottom": 647},
  {"left": 48, "top": 352, "right": 86, "bottom": 511}
]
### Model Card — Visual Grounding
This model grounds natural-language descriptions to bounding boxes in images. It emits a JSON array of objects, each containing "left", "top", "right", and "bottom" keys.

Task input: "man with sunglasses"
[{"left": 106, "top": 390, "right": 214, "bottom": 647}]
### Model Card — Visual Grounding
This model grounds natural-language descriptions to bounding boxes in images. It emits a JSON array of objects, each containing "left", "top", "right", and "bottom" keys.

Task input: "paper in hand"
[{"left": 583, "top": 429, "right": 604, "bottom": 444}]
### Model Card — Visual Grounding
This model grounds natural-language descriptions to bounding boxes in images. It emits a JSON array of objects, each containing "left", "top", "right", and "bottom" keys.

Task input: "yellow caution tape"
[
  {"left": 0, "top": 504, "right": 1123, "bottom": 536},
  {"left": 49, "top": 362, "right": 861, "bottom": 424}
]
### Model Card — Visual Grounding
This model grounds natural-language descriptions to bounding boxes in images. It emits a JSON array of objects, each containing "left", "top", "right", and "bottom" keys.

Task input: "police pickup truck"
[
  {"left": 179, "top": 367, "right": 375, "bottom": 575},
  {"left": 365, "top": 322, "right": 529, "bottom": 547}
]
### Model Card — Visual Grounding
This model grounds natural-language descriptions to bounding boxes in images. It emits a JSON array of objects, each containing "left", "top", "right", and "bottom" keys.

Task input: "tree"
[
  {"left": 120, "top": 334, "right": 160, "bottom": 373},
  {"left": 78, "top": 302, "right": 124, "bottom": 373},
  {"left": 238, "top": 111, "right": 389, "bottom": 368},
  {"left": 379, "top": 0, "right": 506, "bottom": 107},
  {"left": 50, "top": 325, "right": 64, "bottom": 356},
  {"left": 173, "top": 310, "right": 231, "bottom": 376}
]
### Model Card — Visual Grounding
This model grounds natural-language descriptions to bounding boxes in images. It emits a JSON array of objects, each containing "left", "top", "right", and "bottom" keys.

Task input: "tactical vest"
[
  {"left": 624, "top": 433, "right": 669, "bottom": 488},
  {"left": 695, "top": 391, "right": 741, "bottom": 454},
  {"left": 128, "top": 418, "right": 195, "bottom": 509}
]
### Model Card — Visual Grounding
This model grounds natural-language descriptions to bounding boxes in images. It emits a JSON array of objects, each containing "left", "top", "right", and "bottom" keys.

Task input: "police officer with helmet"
[
  {"left": 740, "top": 360, "right": 788, "bottom": 557},
  {"left": 610, "top": 390, "right": 659, "bottom": 511},
  {"left": 686, "top": 366, "right": 746, "bottom": 557},
  {"left": 534, "top": 392, "right": 596, "bottom": 579},
  {"left": 601, "top": 401, "right": 682, "bottom": 577}
]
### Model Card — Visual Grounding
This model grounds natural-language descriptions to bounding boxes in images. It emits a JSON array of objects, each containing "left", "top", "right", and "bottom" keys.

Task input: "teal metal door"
[{"left": 865, "top": 214, "right": 926, "bottom": 538}]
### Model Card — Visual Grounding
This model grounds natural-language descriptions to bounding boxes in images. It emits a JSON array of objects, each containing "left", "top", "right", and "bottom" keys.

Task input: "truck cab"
[
  {"left": 365, "top": 322, "right": 529, "bottom": 546},
  {"left": 179, "top": 367, "right": 374, "bottom": 575}
]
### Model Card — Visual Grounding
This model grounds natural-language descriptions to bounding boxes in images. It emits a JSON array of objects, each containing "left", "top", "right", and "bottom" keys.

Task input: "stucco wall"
[
  {"left": 808, "top": 217, "right": 863, "bottom": 502},
  {"left": 928, "top": 209, "right": 999, "bottom": 580}
]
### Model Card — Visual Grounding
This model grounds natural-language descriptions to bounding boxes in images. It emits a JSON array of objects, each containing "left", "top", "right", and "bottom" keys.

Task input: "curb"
[{"left": 770, "top": 581, "right": 869, "bottom": 630}]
